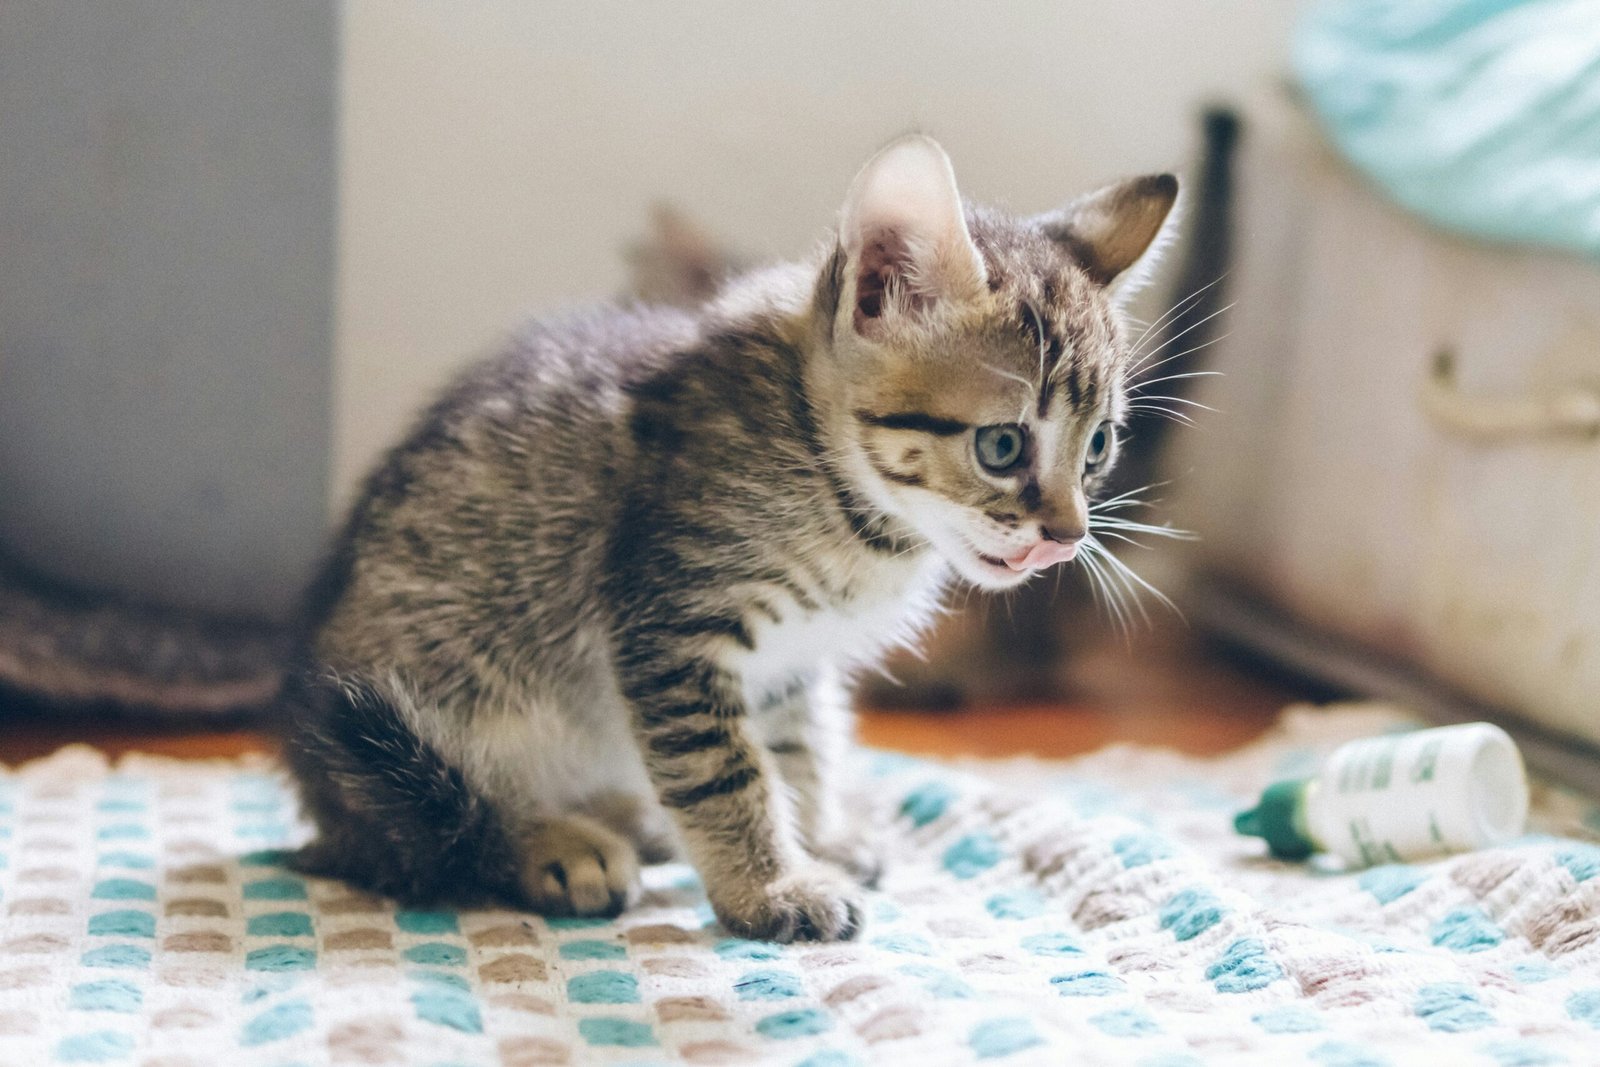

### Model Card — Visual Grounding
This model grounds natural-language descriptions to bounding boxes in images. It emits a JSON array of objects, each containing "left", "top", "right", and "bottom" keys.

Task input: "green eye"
[
  {"left": 975, "top": 424, "right": 1027, "bottom": 474},
  {"left": 1085, "top": 422, "right": 1114, "bottom": 470}
]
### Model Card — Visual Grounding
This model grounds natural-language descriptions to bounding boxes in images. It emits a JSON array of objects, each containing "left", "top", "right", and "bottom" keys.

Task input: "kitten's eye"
[
  {"left": 1085, "top": 422, "right": 1114, "bottom": 471},
  {"left": 974, "top": 424, "right": 1027, "bottom": 474}
]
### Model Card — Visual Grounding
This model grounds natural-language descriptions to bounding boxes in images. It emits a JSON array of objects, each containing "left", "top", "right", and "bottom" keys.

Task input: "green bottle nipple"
[{"left": 1233, "top": 778, "right": 1317, "bottom": 860}]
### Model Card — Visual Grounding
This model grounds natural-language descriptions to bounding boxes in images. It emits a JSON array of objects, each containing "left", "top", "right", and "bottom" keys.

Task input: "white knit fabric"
[{"left": 1, "top": 703, "right": 1597, "bottom": 1066}]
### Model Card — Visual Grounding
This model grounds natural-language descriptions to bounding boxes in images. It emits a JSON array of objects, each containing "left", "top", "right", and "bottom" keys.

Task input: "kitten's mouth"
[
  {"left": 1005, "top": 541, "right": 1080, "bottom": 571},
  {"left": 976, "top": 542, "right": 1080, "bottom": 575},
  {"left": 975, "top": 553, "right": 1016, "bottom": 575},
  {"left": 958, "top": 547, "right": 1042, "bottom": 589}
]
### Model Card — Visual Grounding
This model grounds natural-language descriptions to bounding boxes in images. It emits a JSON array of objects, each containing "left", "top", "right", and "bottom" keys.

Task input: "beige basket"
[{"left": 1172, "top": 93, "right": 1600, "bottom": 749}]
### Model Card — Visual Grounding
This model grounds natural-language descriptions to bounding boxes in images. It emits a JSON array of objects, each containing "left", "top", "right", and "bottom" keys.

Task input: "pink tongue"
[{"left": 1005, "top": 540, "right": 1079, "bottom": 572}]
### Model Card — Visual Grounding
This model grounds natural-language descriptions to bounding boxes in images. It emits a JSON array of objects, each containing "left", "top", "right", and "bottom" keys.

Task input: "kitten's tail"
[{"left": 0, "top": 549, "right": 288, "bottom": 720}]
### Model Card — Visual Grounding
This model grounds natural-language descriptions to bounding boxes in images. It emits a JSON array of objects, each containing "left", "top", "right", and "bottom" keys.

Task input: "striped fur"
[{"left": 282, "top": 137, "right": 1177, "bottom": 940}]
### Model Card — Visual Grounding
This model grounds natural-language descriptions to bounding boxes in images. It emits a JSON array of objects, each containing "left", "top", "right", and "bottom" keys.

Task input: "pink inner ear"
[
  {"left": 853, "top": 229, "right": 932, "bottom": 334},
  {"left": 854, "top": 235, "right": 898, "bottom": 331}
]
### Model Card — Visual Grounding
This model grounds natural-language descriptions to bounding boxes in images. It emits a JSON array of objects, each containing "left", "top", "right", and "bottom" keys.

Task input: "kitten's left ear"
[
  {"left": 1038, "top": 174, "right": 1179, "bottom": 299},
  {"left": 838, "top": 135, "right": 988, "bottom": 337}
]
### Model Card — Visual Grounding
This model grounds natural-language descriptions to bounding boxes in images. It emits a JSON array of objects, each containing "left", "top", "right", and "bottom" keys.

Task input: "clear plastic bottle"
[{"left": 1234, "top": 722, "right": 1529, "bottom": 866}]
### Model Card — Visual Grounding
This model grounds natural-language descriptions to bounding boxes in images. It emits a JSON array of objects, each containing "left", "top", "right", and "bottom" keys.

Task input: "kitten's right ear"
[
  {"left": 1038, "top": 174, "right": 1179, "bottom": 297},
  {"left": 837, "top": 135, "right": 987, "bottom": 338}
]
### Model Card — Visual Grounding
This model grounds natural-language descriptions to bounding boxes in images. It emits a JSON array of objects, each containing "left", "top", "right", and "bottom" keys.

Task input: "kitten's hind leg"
[
  {"left": 281, "top": 670, "right": 525, "bottom": 907},
  {"left": 519, "top": 814, "right": 641, "bottom": 918}
]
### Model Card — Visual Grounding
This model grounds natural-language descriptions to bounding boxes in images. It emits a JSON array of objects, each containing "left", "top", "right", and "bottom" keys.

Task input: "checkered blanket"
[{"left": 2, "top": 704, "right": 1598, "bottom": 1066}]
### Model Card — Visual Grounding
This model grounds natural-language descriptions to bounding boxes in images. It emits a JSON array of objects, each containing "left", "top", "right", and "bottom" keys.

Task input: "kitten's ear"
[
  {"left": 1038, "top": 174, "right": 1179, "bottom": 298},
  {"left": 838, "top": 135, "right": 987, "bottom": 337}
]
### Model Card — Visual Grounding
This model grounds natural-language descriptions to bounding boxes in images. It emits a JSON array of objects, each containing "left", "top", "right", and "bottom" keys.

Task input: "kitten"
[{"left": 283, "top": 136, "right": 1177, "bottom": 942}]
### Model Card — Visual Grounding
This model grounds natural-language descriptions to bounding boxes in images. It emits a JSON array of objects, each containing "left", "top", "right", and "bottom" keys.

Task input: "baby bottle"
[{"left": 1234, "top": 722, "right": 1529, "bottom": 865}]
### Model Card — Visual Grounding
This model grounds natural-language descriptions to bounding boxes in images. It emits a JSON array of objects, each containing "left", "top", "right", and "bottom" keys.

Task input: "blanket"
[
  {"left": 1, "top": 704, "right": 1598, "bottom": 1065},
  {"left": 1294, "top": 0, "right": 1600, "bottom": 260}
]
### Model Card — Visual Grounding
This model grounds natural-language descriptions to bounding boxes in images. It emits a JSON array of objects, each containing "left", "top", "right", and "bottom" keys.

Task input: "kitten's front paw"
[
  {"left": 714, "top": 866, "right": 864, "bottom": 943},
  {"left": 811, "top": 832, "right": 884, "bottom": 889}
]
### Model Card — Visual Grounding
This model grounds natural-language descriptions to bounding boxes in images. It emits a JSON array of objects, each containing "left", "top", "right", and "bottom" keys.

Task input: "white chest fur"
[{"left": 733, "top": 552, "right": 949, "bottom": 703}]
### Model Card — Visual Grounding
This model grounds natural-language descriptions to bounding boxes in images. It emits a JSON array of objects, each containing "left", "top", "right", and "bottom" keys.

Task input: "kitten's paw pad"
[
  {"left": 716, "top": 866, "right": 864, "bottom": 943},
  {"left": 520, "top": 817, "right": 641, "bottom": 918},
  {"left": 812, "top": 834, "right": 884, "bottom": 889}
]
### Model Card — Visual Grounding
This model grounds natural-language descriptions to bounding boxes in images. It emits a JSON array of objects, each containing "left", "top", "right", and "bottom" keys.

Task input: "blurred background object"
[
  {"left": 1169, "top": 1, "right": 1600, "bottom": 786},
  {"left": 0, "top": 3, "right": 337, "bottom": 620},
  {"left": 1293, "top": 0, "right": 1600, "bottom": 262}
]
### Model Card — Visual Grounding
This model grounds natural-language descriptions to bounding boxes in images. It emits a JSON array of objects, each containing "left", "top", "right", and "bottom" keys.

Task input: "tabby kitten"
[{"left": 284, "top": 136, "right": 1177, "bottom": 942}]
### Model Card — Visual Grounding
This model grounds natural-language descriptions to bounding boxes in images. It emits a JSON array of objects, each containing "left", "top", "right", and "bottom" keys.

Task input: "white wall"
[
  {"left": 334, "top": 0, "right": 1296, "bottom": 504},
  {"left": 0, "top": 1, "right": 336, "bottom": 617}
]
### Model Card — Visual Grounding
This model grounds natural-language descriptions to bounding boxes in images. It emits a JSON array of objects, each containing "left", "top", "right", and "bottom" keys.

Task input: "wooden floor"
[
  {"left": 861, "top": 629, "right": 1305, "bottom": 759},
  {"left": 0, "top": 625, "right": 1311, "bottom": 765}
]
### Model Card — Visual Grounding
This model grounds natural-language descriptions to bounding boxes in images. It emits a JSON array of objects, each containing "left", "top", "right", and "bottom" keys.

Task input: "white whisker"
[
  {"left": 1089, "top": 480, "right": 1171, "bottom": 513},
  {"left": 978, "top": 360, "right": 1034, "bottom": 391},
  {"left": 1129, "top": 370, "right": 1222, "bottom": 394},
  {"left": 1124, "top": 407, "right": 1197, "bottom": 427},
  {"left": 1091, "top": 499, "right": 1156, "bottom": 515},
  {"left": 1090, "top": 493, "right": 1164, "bottom": 515},
  {"left": 1090, "top": 529, "right": 1152, "bottom": 550},
  {"left": 1131, "top": 331, "right": 1234, "bottom": 380},
  {"left": 1024, "top": 301, "right": 1047, "bottom": 389},
  {"left": 1127, "top": 274, "right": 1227, "bottom": 355},
  {"left": 1077, "top": 548, "right": 1129, "bottom": 638},
  {"left": 1128, "top": 395, "right": 1218, "bottom": 414},
  {"left": 1130, "top": 303, "right": 1235, "bottom": 374},
  {"left": 1084, "top": 537, "right": 1153, "bottom": 629},
  {"left": 1085, "top": 542, "right": 1141, "bottom": 638},
  {"left": 1096, "top": 540, "right": 1184, "bottom": 622},
  {"left": 1091, "top": 524, "right": 1195, "bottom": 544},
  {"left": 1090, "top": 516, "right": 1195, "bottom": 537}
]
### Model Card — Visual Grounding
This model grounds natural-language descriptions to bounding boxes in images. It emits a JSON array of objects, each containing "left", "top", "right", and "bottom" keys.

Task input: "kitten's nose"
[
  {"left": 1008, "top": 491, "right": 1088, "bottom": 570},
  {"left": 1042, "top": 523, "right": 1086, "bottom": 546}
]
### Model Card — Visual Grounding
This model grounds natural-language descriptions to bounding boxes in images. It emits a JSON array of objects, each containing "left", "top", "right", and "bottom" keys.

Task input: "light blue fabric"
[{"left": 1293, "top": 0, "right": 1600, "bottom": 259}]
